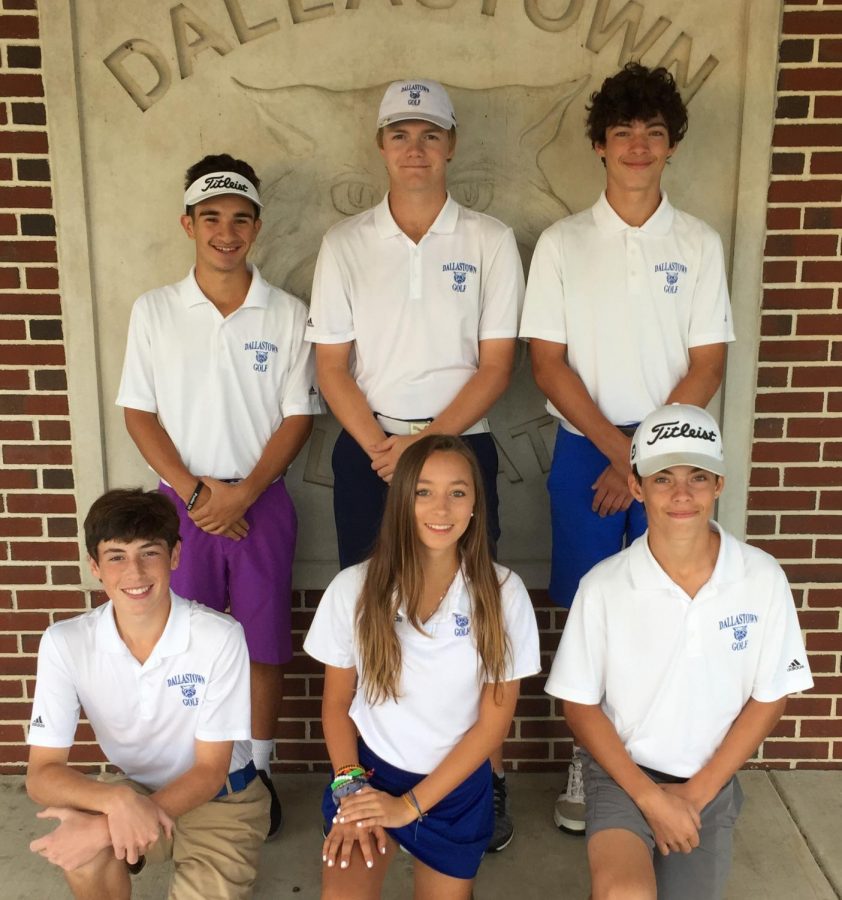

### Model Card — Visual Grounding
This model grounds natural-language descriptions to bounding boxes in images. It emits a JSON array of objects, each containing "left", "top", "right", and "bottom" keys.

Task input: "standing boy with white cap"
[
  {"left": 306, "top": 80, "right": 524, "bottom": 852},
  {"left": 519, "top": 62, "right": 735, "bottom": 833},
  {"left": 545, "top": 404, "right": 813, "bottom": 899},
  {"left": 118, "top": 154, "right": 322, "bottom": 838}
]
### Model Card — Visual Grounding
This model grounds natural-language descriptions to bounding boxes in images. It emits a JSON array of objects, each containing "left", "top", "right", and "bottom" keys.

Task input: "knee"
[
  {"left": 591, "top": 875, "right": 656, "bottom": 900},
  {"left": 64, "top": 847, "right": 129, "bottom": 897}
]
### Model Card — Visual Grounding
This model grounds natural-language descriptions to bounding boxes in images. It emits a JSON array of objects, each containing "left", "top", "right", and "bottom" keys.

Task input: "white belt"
[{"left": 375, "top": 414, "right": 490, "bottom": 437}]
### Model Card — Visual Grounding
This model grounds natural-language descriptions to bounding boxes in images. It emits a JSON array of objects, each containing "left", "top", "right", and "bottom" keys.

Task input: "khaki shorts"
[{"left": 98, "top": 772, "right": 270, "bottom": 900}]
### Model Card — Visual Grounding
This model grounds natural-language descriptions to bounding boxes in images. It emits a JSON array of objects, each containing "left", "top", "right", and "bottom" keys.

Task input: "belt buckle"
[{"left": 408, "top": 421, "right": 429, "bottom": 435}]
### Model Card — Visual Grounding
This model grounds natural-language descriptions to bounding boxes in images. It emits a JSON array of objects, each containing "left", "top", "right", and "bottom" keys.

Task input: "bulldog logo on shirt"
[
  {"left": 654, "top": 261, "right": 688, "bottom": 295},
  {"left": 453, "top": 613, "right": 470, "bottom": 637},
  {"left": 243, "top": 339, "right": 278, "bottom": 373},
  {"left": 442, "top": 261, "right": 477, "bottom": 293},
  {"left": 718, "top": 613, "right": 758, "bottom": 652},
  {"left": 167, "top": 672, "right": 205, "bottom": 707}
]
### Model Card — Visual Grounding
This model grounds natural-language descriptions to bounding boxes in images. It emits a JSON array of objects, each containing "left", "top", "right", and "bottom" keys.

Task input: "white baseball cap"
[
  {"left": 630, "top": 404, "right": 725, "bottom": 477},
  {"left": 377, "top": 79, "right": 457, "bottom": 132},
  {"left": 183, "top": 171, "right": 263, "bottom": 210}
]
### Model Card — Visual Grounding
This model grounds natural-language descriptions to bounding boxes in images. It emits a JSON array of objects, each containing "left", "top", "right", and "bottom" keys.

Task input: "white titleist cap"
[
  {"left": 630, "top": 404, "right": 725, "bottom": 477},
  {"left": 377, "top": 79, "right": 457, "bottom": 132},
  {"left": 184, "top": 171, "right": 262, "bottom": 209}
]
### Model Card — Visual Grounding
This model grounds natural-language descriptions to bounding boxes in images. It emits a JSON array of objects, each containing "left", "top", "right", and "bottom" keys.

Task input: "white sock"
[{"left": 252, "top": 738, "right": 273, "bottom": 773}]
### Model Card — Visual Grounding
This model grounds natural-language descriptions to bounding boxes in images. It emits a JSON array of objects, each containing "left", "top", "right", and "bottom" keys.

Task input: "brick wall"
[
  {"left": 747, "top": 0, "right": 842, "bottom": 770},
  {"left": 0, "top": 1, "right": 839, "bottom": 774}
]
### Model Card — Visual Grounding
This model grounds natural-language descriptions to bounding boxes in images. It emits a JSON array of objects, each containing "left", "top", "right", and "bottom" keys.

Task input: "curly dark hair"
[
  {"left": 586, "top": 62, "right": 688, "bottom": 148},
  {"left": 183, "top": 153, "right": 261, "bottom": 216}
]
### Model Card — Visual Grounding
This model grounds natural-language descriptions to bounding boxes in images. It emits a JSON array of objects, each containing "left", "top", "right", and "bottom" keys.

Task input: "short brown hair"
[{"left": 84, "top": 488, "right": 180, "bottom": 560}]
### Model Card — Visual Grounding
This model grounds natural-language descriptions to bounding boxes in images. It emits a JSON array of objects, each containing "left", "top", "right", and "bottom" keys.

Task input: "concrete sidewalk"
[{"left": 3, "top": 771, "right": 839, "bottom": 898}]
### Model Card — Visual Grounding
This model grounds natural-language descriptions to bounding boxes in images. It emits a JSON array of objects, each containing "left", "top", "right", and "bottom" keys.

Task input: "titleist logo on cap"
[
  {"left": 646, "top": 420, "right": 718, "bottom": 446},
  {"left": 200, "top": 175, "right": 248, "bottom": 194}
]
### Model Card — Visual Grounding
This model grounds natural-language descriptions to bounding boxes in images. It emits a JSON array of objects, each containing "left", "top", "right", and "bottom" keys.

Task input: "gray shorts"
[{"left": 582, "top": 752, "right": 744, "bottom": 900}]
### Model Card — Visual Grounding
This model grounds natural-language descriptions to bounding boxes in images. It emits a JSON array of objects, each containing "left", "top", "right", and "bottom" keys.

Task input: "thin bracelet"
[
  {"left": 186, "top": 480, "right": 204, "bottom": 511},
  {"left": 404, "top": 788, "right": 425, "bottom": 820},
  {"left": 401, "top": 793, "right": 419, "bottom": 819}
]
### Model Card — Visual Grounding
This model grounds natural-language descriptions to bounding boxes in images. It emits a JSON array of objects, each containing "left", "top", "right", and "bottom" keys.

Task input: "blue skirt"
[{"left": 321, "top": 739, "right": 493, "bottom": 880}]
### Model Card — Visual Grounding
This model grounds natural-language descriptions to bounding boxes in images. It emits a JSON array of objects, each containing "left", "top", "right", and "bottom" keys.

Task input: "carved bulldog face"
[{"left": 235, "top": 77, "right": 588, "bottom": 300}]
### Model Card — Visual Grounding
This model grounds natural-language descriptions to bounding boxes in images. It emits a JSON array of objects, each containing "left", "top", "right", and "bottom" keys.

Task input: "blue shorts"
[
  {"left": 331, "top": 428, "right": 501, "bottom": 569},
  {"left": 321, "top": 740, "right": 493, "bottom": 880},
  {"left": 547, "top": 426, "right": 647, "bottom": 607}
]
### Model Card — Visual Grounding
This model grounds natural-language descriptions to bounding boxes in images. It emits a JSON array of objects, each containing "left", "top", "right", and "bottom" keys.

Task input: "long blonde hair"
[{"left": 356, "top": 434, "right": 509, "bottom": 704}]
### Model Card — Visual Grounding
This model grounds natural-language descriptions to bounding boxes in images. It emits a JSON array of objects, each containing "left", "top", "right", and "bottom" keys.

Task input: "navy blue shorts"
[
  {"left": 547, "top": 426, "right": 647, "bottom": 607},
  {"left": 321, "top": 740, "right": 493, "bottom": 880},
  {"left": 331, "top": 428, "right": 501, "bottom": 569}
]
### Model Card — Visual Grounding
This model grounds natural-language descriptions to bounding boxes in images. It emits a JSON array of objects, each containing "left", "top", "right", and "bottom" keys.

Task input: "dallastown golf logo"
[
  {"left": 718, "top": 612, "right": 758, "bottom": 652},
  {"left": 402, "top": 82, "right": 430, "bottom": 106},
  {"left": 453, "top": 613, "right": 471, "bottom": 637},
  {"left": 167, "top": 672, "right": 206, "bottom": 707},
  {"left": 243, "top": 339, "right": 278, "bottom": 373},
  {"left": 442, "top": 261, "right": 477, "bottom": 293},
  {"left": 654, "top": 261, "right": 687, "bottom": 294}
]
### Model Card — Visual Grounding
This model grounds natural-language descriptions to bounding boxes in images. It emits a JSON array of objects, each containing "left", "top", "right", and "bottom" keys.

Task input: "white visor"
[{"left": 184, "top": 171, "right": 262, "bottom": 209}]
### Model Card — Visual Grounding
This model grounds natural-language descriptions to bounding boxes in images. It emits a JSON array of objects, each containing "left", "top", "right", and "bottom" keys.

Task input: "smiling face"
[
  {"left": 413, "top": 450, "right": 476, "bottom": 559},
  {"left": 180, "top": 193, "right": 261, "bottom": 277},
  {"left": 596, "top": 115, "right": 674, "bottom": 201},
  {"left": 378, "top": 120, "right": 455, "bottom": 196},
  {"left": 89, "top": 537, "right": 180, "bottom": 628},
  {"left": 630, "top": 465, "right": 723, "bottom": 536}
]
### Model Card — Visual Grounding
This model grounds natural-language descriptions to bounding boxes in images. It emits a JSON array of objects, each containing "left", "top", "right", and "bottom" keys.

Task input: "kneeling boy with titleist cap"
[
  {"left": 545, "top": 404, "right": 813, "bottom": 900},
  {"left": 26, "top": 489, "right": 269, "bottom": 899}
]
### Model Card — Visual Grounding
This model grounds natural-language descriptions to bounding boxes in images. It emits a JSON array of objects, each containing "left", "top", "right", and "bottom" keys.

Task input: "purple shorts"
[{"left": 159, "top": 480, "right": 296, "bottom": 665}]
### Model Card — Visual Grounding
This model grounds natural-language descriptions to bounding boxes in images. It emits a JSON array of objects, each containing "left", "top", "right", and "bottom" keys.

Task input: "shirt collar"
[
  {"left": 591, "top": 190, "right": 675, "bottom": 236},
  {"left": 628, "top": 521, "right": 743, "bottom": 593},
  {"left": 373, "top": 192, "right": 458, "bottom": 239},
  {"left": 181, "top": 264, "right": 269, "bottom": 310},
  {"left": 95, "top": 592, "right": 191, "bottom": 660}
]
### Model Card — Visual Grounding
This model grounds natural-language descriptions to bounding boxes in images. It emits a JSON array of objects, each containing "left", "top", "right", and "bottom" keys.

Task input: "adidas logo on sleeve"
[
  {"left": 786, "top": 659, "right": 804, "bottom": 672},
  {"left": 31, "top": 715, "right": 45, "bottom": 728}
]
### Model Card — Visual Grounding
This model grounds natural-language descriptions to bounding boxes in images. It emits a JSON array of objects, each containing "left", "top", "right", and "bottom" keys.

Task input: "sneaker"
[
  {"left": 487, "top": 773, "right": 514, "bottom": 852},
  {"left": 553, "top": 750, "right": 585, "bottom": 835},
  {"left": 257, "top": 769, "right": 283, "bottom": 841}
]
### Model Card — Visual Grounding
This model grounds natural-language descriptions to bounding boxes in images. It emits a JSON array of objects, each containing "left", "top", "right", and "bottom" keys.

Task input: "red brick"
[
  {"left": 777, "top": 68, "right": 842, "bottom": 93},
  {"left": 801, "top": 719, "right": 842, "bottom": 738},
  {"left": 26, "top": 267, "right": 58, "bottom": 289},
  {"left": 0, "top": 517, "right": 41, "bottom": 537},
  {"left": 806, "top": 588, "right": 842, "bottom": 607},
  {"left": 789, "top": 416, "right": 842, "bottom": 437},
  {"left": 39, "top": 420, "right": 71, "bottom": 441},
  {"left": 0, "top": 239, "right": 56, "bottom": 262},
  {"left": 11, "top": 541, "right": 79, "bottom": 561},
  {"left": 0, "top": 369, "right": 29, "bottom": 389},
  {"left": 0, "top": 213, "right": 17, "bottom": 234},
  {"left": 763, "top": 260, "right": 798, "bottom": 283},
  {"left": 0, "top": 130, "right": 46, "bottom": 154},
  {"left": 759, "top": 339, "right": 828, "bottom": 361},
  {"left": 755, "top": 418, "right": 785, "bottom": 439},
  {"left": 819, "top": 490, "right": 842, "bottom": 509},
  {"left": 750, "top": 468, "right": 780, "bottom": 487},
  {"left": 804, "top": 261, "right": 842, "bottom": 282},
  {"left": 51, "top": 566, "right": 81, "bottom": 585},
  {"left": 0, "top": 267, "right": 20, "bottom": 288},
  {"left": 748, "top": 490, "right": 816, "bottom": 510},
  {"left": 814, "top": 94, "right": 842, "bottom": 117},
  {"left": 771, "top": 151, "right": 805, "bottom": 174},
  {"left": 3, "top": 443, "right": 71, "bottom": 465},
  {"left": 0, "top": 565, "right": 46, "bottom": 584},
  {"left": 763, "top": 740, "right": 829, "bottom": 759},
  {"left": 754, "top": 391, "right": 823, "bottom": 412},
  {"left": 6, "top": 494, "right": 75, "bottom": 513},
  {"left": 0, "top": 13, "right": 38, "bottom": 37},
  {"left": 0, "top": 344, "right": 65, "bottom": 365},
  {"left": 0, "top": 292, "right": 61, "bottom": 315},
  {"left": 800, "top": 610, "right": 840, "bottom": 629},
  {"left": 752, "top": 441, "right": 820, "bottom": 462},
  {"left": 0, "top": 681, "right": 23, "bottom": 699},
  {"left": 750, "top": 538, "right": 813, "bottom": 558},
  {"left": 786, "top": 697, "right": 833, "bottom": 717},
  {"left": 765, "top": 233, "right": 838, "bottom": 256},
  {"left": 782, "top": 562, "right": 842, "bottom": 583},
  {"left": 0, "top": 469, "right": 37, "bottom": 489},
  {"left": 785, "top": 467, "right": 842, "bottom": 487},
  {"left": 768, "top": 180, "right": 842, "bottom": 203},
  {"left": 805, "top": 631, "right": 842, "bottom": 652},
  {"left": 766, "top": 207, "right": 802, "bottom": 230},
  {"left": 812, "top": 152, "right": 842, "bottom": 174},
  {"left": 805, "top": 654, "right": 837, "bottom": 673},
  {"left": 816, "top": 538, "right": 842, "bottom": 556},
  {"left": 16, "top": 590, "right": 86, "bottom": 610},
  {"left": 780, "top": 38, "right": 815, "bottom": 62},
  {"left": 829, "top": 391, "right": 842, "bottom": 411},
  {"left": 0, "top": 318, "right": 26, "bottom": 340},
  {"left": 760, "top": 314, "right": 793, "bottom": 337},
  {"left": 822, "top": 443, "right": 842, "bottom": 461},
  {"left": 0, "top": 419, "right": 32, "bottom": 439},
  {"left": 0, "top": 394, "right": 69, "bottom": 416},
  {"left": 768, "top": 719, "right": 796, "bottom": 738},
  {"left": 803, "top": 207, "right": 842, "bottom": 229},
  {"left": 796, "top": 313, "right": 842, "bottom": 335},
  {"left": 757, "top": 366, "right": 789, "bottom": 388},
  {"left": 793, "top": 366, "right": 842, "bottom": 386},
  {"left": 783, "top": 10, "right": 842, "bottom": 33},
  {"left": 818, "top": 38, "right": 842, "bottom": 61}
]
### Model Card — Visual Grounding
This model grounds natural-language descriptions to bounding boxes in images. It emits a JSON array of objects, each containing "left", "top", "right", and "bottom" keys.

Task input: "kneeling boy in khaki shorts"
[{"left": 26, "top": 489, "right": 269, "bottom": 899}]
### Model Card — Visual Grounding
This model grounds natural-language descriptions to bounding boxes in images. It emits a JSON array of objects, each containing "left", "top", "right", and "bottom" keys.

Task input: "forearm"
[
  {"left": 239, "top": 415, "right": 313, "bottom": 506},
  {"left": 563, "top": 701, "right": 659, "bottom": 810},
  {"left": 27, "top": 761, "right": 123, "bottom": 815},
  {"left": 123, "top": 408, "right": 195, "bottom": 502},
  {"left": 317, "top": 365, "right": 385, "bottom": 458},
  {"left": 323, "top": 699, "right": 362, "bottom": 773},
  {"left": 530, "top": 347, "right": 629, "bottom": 471},
  {"left": 427, "top": 361, "right": 511, "bottom": 437},
  {"left": 665, "top": 343, "right": 726, "bottom": 408},
  {"left": 150, "top": 763, "right": 228, "bottom": 820},
  {"left": 686, "top": 697, "right": 787, "bottom": 808}
]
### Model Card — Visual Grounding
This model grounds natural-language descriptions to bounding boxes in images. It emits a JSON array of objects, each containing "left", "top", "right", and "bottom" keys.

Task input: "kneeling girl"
[{"left": 305, "top": 434, "right": 540, "bottom": 899}]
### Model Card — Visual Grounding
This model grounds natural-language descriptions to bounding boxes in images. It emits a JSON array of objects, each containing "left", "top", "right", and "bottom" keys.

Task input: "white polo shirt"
[
  {"left": 304, "top": 562, "right": 540, "bottom": 773},
  {"left": 117, "top": 265, "right": 321, "bottom": 479},
  {"left": 28, "top": 594, "right": 253, "bottom": 791},
  {"left": 545, "top": 524, "right": 813, "bottom": 778},
  {"left": 519, "top": 192, "right": 735, "bottom": 434},
  {"left": 305, "top": 193, "right": 524, "bottom": 420}
]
